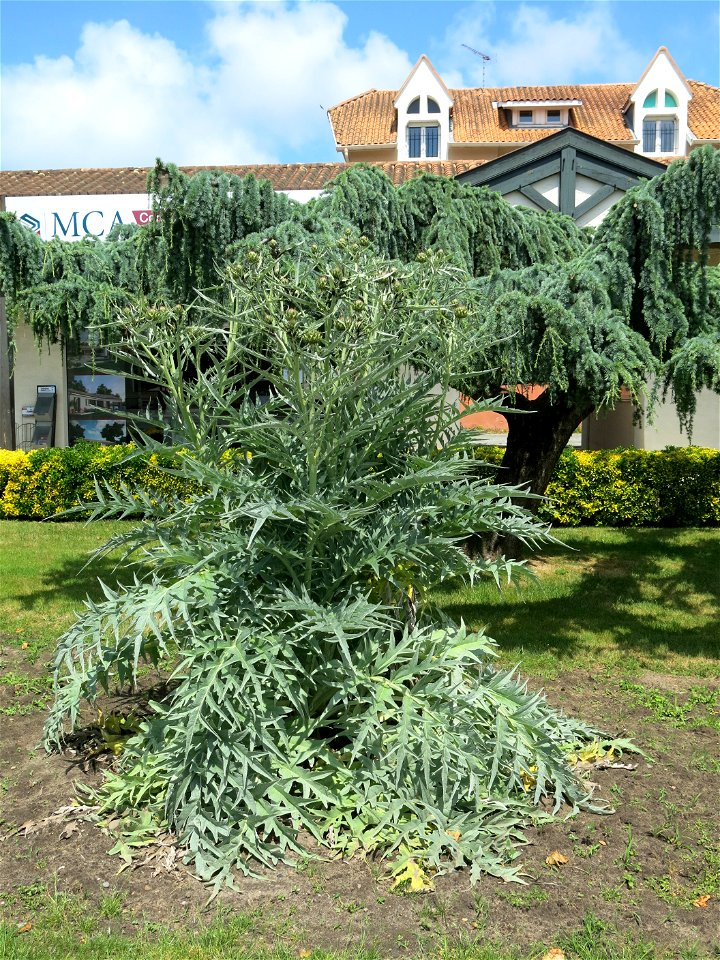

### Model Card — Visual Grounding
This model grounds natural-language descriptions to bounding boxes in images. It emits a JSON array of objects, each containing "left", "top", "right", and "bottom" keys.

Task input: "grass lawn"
[
  {"left": 2, "top": 522, "right": 718, "bottom": 678},
  {"left": 1, "top": 912, "right": 710, "bottom": 960},
  {"left": 0, "top": 521, "right": 129, "bottom": 657},
  {"left": 1, "top": 520, "right": 719, "bottom": 959},
  {"left": 435, "top": 527, "right": 720, "bottom": 679}
]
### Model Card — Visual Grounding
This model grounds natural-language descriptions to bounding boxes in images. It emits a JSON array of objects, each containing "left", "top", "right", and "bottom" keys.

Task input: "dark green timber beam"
[
  {"left": 574, "top": 183, "right": 617, "bottom": 220},
  {"left": 559, "top": 146, "right": 576, "bottom": 216},
  {"left": 518, "top": 185, "right": 558, "bottom": 213}
]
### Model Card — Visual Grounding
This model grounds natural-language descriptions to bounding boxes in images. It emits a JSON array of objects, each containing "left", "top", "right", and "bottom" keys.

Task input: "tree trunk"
[{"left": 478, "top": 390, "right": 595, "bottom": 560}]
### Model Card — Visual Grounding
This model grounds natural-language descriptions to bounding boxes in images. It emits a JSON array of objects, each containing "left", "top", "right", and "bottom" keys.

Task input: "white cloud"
[
  {"left": 442, "top": 3, "right": 646, "bottom": 87},
  {"left": 205, "top": 3, "right": 411, "bottom": 150},
  {"left": 1, "top": 3, "right": 411, "bottom": 170}
]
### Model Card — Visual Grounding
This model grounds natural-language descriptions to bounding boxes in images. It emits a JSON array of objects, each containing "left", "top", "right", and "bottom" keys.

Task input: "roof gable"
[
  {"left": 393, "top": 55, "right": 451, "bottom": 107},
  {"left": 630, "top": 46, "right": 692, "bottom": 99}
]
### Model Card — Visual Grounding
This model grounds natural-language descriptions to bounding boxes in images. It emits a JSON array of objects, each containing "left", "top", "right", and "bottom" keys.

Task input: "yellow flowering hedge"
[
  {"left": 0, "top": 444, "right": 196, "bottom": 519},
  {"left": 477, "top": 446, "right": 720, "bottom": 527},
  {"left": 1, "top": 443, "right": 719, "bottom": 525}
]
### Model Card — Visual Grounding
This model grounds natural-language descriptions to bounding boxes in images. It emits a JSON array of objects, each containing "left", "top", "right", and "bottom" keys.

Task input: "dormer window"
[
  {"left": 392, "top": 55, "right": 453, "bottom": 161},
  {"left": 500, "top": 101, "right": 578, "bottom": 128},
  {"left": 639, "top": 85, "right": 681, "bottom": 154},
  {"left": 643, "top": 117, "right": 678, "bottom": 153},
  {"left": 408, "top": 124, "right": 440, "bottom": 158}
]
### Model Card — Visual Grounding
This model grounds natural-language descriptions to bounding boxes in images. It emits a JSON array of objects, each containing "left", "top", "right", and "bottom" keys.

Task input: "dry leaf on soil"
[
  {"left": 545, "top": 850, "right": 569, "bottom": 867},
  {"left": 693, "top": 895, "right": 711, "bottom": 908},
  {"left": 541, "top": 950, "right": 566, "bottom": 960},
  {"left": 13, "top": 804, "right": 98, "bottom": 838}
]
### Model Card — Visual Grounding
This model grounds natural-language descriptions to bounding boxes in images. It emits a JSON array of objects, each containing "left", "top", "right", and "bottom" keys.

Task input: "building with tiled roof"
[
  {"left": 1, "top": 46, "right": 718, "bottom": 455},
  {"left": 328, "top": 48, "right": 719, "bottom": 165},
  {"left": 0, "top": 160, "right": 483, "bottom": 202}
]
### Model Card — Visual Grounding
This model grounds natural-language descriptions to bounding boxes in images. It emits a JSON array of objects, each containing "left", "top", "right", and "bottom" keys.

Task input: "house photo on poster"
[
  {"left": 67, "top": 372, "right": 127, "bottom": 445},
  {"left": 67, "top": 374, "right": 126, "bottom": 417},
  {"left": 68, "top": 418, "right": 127, "bottom": 445}
]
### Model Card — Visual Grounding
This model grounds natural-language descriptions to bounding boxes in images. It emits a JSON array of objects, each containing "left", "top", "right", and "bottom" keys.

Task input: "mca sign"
[{"left": 5, "top": 194, "right": 155, "bottom": 242}]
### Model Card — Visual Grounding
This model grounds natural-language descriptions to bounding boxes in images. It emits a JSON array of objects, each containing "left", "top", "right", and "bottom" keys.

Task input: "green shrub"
[
  {"left": 3, "top": 443, "right": 718, "bottom": 526},
  {"left": 477, "top": 445, "right": 720, "bottom": 527},
  {"left": 45, "top": 239, "right": 609, "bottom": 890},
  {"left": 0, "top": 444, "right": 195, "bottom": 519}
]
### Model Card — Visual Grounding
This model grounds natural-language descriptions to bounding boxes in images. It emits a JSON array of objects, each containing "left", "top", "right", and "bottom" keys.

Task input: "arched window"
[
  {"left": 664, "top": 90, "right": 678, "bottom": 107},
  {"left": 427, "top": 97, "right": 441, "bottom": 114},
  {"left": 643, "top": 90, "right": 658, "bottom": 108},
  {"left": 407, "top": 97, "right": 420, "bottom": 114}
]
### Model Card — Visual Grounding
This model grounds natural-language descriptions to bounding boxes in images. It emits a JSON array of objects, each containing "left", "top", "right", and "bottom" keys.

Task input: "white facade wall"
[
  {"left": 394, "top": 59, "right": 453, "bottom": 162},
  {"left": 629, "top": 50, "right": 691, "bottom": 157},
  {"left": 13, "top": 322, "right": 68, "bottom": 449}
]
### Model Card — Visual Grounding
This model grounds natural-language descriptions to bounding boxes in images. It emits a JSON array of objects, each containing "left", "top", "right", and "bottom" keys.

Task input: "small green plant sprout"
[
  {"left": 96, "top": 710, "right": 141, "bottom": 756},
  {"left": 617, "top": 825, "right": 642, "bottom": 889}
]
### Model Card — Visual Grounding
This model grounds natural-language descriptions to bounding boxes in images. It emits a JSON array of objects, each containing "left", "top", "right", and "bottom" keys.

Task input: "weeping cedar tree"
[
  {"left": 44, "top": 239, "right": 624, "bottom": 887},
  {"left": 1, "top": 148, "right": 718, "bottom": 516}
]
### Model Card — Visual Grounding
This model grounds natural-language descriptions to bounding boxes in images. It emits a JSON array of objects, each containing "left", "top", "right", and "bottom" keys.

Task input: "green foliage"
[
  {"left": 1, "top": 151, "right": 718, "bottom": 450},
  {"left": 0, "top": 444, "right": 194, "bottom": 519},
  {"left": 541, "top": 446, "right": 720, "bottom": 526},
  {"left": 478, "top": 445, "right": 720, "bottom": 527},
  {"left": 0, "top": 217, "right": 151, "bottom": 344},
  {"left": 325, "top": 165, "right": 587, "bottom": 271},
  {"left": 146, "top": 160, "right": 297, "bottom": 304},
  {"left": 44, "top": 240, "right": 610, "bottom": 888},
  {"left": 4, "top": 442, "right": 718, "bottom": 527}
]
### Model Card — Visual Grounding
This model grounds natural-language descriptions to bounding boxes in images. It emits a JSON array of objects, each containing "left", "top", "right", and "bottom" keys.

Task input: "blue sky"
[{"left": 2, "top": 1, "right": 718, "bottom": 170}]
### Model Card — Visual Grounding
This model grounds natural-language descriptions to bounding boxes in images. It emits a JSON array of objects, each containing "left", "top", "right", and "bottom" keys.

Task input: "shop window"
[{"left": 66, "top": 331, "right": 163, "bottom": 446}]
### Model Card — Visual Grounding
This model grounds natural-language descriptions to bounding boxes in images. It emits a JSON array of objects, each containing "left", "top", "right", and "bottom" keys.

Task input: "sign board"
[{"left": 5, "top": 195, "right": 155, "bottom": 242}]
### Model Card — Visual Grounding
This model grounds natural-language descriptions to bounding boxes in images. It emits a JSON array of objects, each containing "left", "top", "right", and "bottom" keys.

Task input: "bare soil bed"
[{"left": 1, "top": 641, "right": 718, "bottom": 956}]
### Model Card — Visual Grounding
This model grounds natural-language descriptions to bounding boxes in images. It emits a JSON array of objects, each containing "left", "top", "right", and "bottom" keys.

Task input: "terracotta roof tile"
[
  {"left": 328, "top": 90, "right": 397, "bottom": 146},
  {"left": 0, "top": 161, "right": 485, "bottom": 198},
  {"left": 329, "top": 79, "right": 720, "bottom": 147},
  {"left": 688, "top": 80, "right": 720, "bottom": 140}
]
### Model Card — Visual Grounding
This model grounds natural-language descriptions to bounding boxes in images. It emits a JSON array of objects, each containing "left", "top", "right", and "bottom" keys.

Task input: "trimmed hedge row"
[
  {"left": 477, "top": 445, "right": 720, "bottom": 526},
  {"left": 0, "top": 443, "right": 194, "bottom": 519},
  {"left": 1, "top": 443, "right": 719, "bottom": 526}
]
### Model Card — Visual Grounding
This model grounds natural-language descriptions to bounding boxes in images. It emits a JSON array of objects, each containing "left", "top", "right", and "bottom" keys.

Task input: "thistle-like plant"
[{"left": 46, "top": 237, "right": 607, "bottom": 887}]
